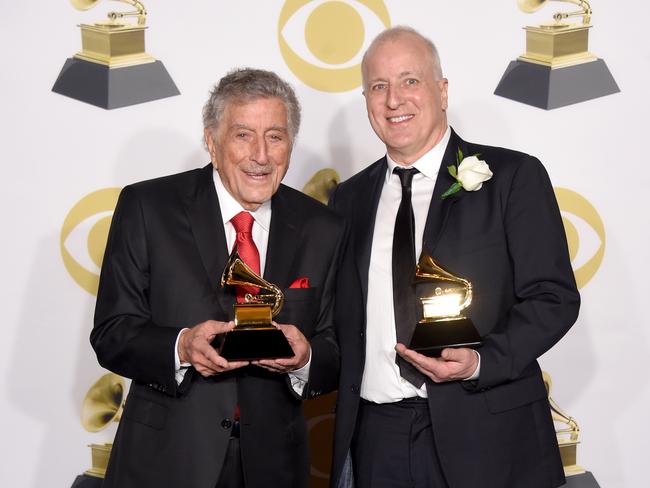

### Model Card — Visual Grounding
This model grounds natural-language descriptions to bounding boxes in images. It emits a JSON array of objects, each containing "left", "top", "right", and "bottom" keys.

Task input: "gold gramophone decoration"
[
  {"left": 79, "top": 373, "right": 125, "bottom": 479},
  {"left": 518, "top": 0, "right": 595, "bottom": 69},
  {"left": 302, "top": 168, "right": 340, "bottom": 205},
  {"left": 409, "top": 254, "right": 482, "bottom": 356},
  {"left": 543, "top": 372, "right": 586, "bottom": 477},
  {"left": 217, "top": 250, "right": 294, "bottom": 361},
  {"left": 494, "top": 0, "right": 619, "bottom": 109},
  {"left": 71, "top": 0, "right": 153, "bottom": 68},
  {"left": 52, "top": 0, "right": 179, "bottom": 109}
]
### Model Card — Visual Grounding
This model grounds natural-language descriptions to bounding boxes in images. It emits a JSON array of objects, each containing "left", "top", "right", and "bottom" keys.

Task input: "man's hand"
[
  {"left": 253, "top": 323, "right": 310, "bottom": 373},
  {"left": 178, "top": 320, "right": 249, "bottom": 377},
  {"left": 395, "top": 344, "right": 478, "bottom": 383}
]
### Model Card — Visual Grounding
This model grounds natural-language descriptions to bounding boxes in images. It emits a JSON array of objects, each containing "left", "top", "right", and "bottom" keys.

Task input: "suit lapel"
[
  {"left": 421, "top": 129, "right": 468, "bottom": 258},
  {"left": 265, "top": 186, "right": 300, "bottom": 287},
  {"left": 184, "top": 164, "right": 233, "bottom": 314},
  {"left": 356, "top": 158, "right": 388, "bottom": 306}
]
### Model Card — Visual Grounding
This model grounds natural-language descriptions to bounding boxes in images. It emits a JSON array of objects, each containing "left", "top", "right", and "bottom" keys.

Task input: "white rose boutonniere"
[{"left": 441, "top": 148, "right": 493, "bottom": 199}]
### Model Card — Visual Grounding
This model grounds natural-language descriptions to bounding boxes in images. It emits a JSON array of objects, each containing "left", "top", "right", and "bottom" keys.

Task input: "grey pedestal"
[
  {"left": 52, "top": 57, "right": 180, "bottom": 109},
  {"left": 564, "top": 471, "right": 601, "bottom": 488},
  {"left": 494, "top": 58, "right": 619, "bottom": 110},
  {"left": 70, "top": 474, "right": 103, "bottom": 488}
]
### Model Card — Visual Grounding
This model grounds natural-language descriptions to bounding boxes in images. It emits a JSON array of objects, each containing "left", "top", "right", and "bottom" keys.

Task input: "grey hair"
[
  {"left": 362, "top": 26, "right": 443, "bottom": 85},
  {"left": 202, "top": 68, "right": 301, "bottom": 142}
]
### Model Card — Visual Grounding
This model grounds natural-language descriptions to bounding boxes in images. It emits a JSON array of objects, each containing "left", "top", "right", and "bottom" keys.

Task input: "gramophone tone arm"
[
  {"left": 107, "top": 0, "right": 147, "bottom": 26},
  {"left": 552, "top": 0, "right": 592, "bottom": 25}
]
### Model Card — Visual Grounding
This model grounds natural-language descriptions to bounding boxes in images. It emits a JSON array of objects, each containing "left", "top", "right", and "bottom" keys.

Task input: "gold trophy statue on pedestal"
[
  {"left": 216, "top": 250, "right": 294, "bottom": 361},
  {"left": 71, "top": 373, "right": 125, "bottom": 487},
  {"left": 52, "top": 1, "right": 179, "bottom": 109},
  {"left": 495, "top": 0, "right": 619, "bottom": 109},
  {"left": 542, "top": 372, "right": 601, "bottom": 487}
]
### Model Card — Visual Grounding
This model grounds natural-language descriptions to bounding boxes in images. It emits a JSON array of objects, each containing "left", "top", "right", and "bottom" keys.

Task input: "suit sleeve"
[
  {"left": 90, "top": 186, "right": 184, "bottom": 397},
  {"left": 474, "top": 157, "right": 580, "bottom": 390},
  {"left": 300, "top": 216, "right": 348, "bottom": 400}
]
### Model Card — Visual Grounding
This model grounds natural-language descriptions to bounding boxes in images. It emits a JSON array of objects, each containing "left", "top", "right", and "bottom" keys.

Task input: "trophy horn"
[
  {"left": 302, "top": 168, "right": 340, "bottom": 205},
  {"left": 517, "top": 0, "right": 592, "bottom": 25},
  {"left": 221, "top": 250, "right": 284, "bottom": 317},
  {"left": 415, "top": 254, "right": 473, "bottom": 312},
  {"left": 542, "top": 371, "right": 580, "bottom": 441},
  {"left": 518, "top": 0, "right": 547, "bottom": 13},
  {"left": 81, "top": 373, "right": 125, "bottom": 433}
]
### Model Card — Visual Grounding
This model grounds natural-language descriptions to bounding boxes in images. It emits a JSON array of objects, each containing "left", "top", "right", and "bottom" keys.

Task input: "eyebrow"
[
  {"left": 230, "top": 124, "right": 288, "bottom": 133},
  {"left": 368, "top": 71, "right": 418, "bottom": 84}
]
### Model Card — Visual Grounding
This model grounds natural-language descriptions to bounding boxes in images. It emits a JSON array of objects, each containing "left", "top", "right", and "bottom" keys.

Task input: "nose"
[
  {"left": 251, "top": 137, "right": 269, "bottom": 165},
  {"left": 386, "top": 85, "right": 403, "bottom": 110}
]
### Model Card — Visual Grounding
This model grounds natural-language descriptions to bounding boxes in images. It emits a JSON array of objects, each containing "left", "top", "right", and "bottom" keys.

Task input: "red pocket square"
[{"left": 289, "top": 277, "right": 310, "bottom": 288}]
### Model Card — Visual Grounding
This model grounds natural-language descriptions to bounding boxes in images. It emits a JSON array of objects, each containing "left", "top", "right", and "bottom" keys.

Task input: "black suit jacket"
[
  {"left": 329, "top": 130, "right": 580, "bottom": 488},
  {"left": 91, "top": 164, "right": 346, "bottom": 488}
]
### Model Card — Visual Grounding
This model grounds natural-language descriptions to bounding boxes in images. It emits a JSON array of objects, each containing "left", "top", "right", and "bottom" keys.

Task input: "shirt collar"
[
  {"left": 212, "top": 167, "right": 272, "bottom": 232},
  {"left": 385, "top": 126, "right": 451, "bottom": 183}
]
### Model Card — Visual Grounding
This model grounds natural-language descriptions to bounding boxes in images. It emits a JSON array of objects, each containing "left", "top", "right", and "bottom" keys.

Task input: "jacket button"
[
  {"left": 221, "top": 419, "right": 232, "bottom": 430},
  {"left": 351, "top": 385, "right": 359, "bottom": 394}
]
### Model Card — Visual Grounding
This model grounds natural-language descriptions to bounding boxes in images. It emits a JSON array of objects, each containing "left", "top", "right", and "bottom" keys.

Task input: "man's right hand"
[{"left": 178, "top": 320, "right": 249, "bottom": 377}]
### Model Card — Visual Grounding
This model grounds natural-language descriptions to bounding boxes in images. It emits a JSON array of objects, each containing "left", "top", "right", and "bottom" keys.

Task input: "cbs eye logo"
[
  {"left": 60, "top": 188, "right": 121, "bottom": 296},
  {"left": 554, "top": 188, "right": 606, "bottom": 289},
  {"left": 278, "top": 0, "right": 390, "bottom": 92}
]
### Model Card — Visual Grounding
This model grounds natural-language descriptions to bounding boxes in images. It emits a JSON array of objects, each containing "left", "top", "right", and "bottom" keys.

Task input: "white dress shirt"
[
  {"left": 174, "top": 168, "right": 310, "bottom": 393},
  {"left": 361, "top": 128, "right": 480, "bottom": 404}
]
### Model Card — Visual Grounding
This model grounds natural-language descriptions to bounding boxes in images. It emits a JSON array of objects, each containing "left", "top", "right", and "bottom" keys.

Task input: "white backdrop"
[{"left": 1, "top": 1, "right": 648, "bottom": 486}]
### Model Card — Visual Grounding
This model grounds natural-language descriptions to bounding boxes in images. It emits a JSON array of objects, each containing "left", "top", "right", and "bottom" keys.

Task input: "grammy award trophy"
[
  {"left": 52, "top": 0, "right": 179, "bottom": 109},
  {"left": 409, "top": 254, "right": 482, "bottom": 357},
  {"left": 215, "top": 250, "right": 294, "bottom": 361},
  {"left": 495, "top": 0, "right": 619, "bottom": 109}
]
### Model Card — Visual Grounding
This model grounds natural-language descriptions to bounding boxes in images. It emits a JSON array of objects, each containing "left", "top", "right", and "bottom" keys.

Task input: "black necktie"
[{"left": 392, "top": 167, "right": 424, "bottom": 387}]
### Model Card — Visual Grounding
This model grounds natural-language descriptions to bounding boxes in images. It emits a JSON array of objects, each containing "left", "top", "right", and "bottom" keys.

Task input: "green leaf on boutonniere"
[
  {"left": 457, "top": 148, "right": 464, "bottom": 165},
  {"left": 441, "top": 181, "right": 462, "bottom": 199},
  {"left": 447, "top": 164, "right": 457, "bottom": 178}
]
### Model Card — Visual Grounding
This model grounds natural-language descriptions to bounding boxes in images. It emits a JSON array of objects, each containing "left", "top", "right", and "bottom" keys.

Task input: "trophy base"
[
  {"left": 52, "top": 57, "right": 180, "bottom": 109},
  {"left": 409, "top": 317, "right": 482, "bottom": 357},
  {"left": 70, "top": 474, "right": 103, "bottom": 487},
  {"left": 564, "top": 471, "right": 600, "bottom": 487},
  {"left": 216, "top": 327, "right": 294, "bottom": 361},
  {"left": 494, "top": 58, "right": 619, "bottom": 110}
]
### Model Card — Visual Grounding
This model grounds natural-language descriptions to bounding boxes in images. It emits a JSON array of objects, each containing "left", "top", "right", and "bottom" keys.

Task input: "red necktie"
[{"left": 230, "top": 211, "right": 261, "bottom": 300}]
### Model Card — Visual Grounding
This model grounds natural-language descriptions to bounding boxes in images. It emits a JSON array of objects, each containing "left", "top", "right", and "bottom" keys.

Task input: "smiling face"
[
  {"left": 205, "top": 97, "right": 291, "bottom": 210},
  {"left": 362, "top": 33, "right": 448, "bottom": 165}
]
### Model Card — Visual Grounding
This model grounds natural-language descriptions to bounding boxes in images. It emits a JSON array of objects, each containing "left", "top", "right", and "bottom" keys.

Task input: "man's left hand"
[
  {"left": 395, "top": 344, "right": 478, "bottom": 383},
  {"left": 253, "top": 323, "right": 310, "bottom": 373}
]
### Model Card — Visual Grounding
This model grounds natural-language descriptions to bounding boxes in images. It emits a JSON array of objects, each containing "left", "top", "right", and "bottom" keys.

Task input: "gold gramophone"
[
  {"left": 71, "top": 0, "right": 154, "bottom": 68},
  {"left": 409, "top": 254, "right": 482, "bottom": 356},
  {"left": 52, "top": 0, "right": 179, "bottom": 109},
  {"left": 518, "top": 0, "right": 596, "bottom": 69},
  {"left": 80, "top": 373, "right": 125, "bottom": 478},
  {"left": 217, "top": 250, "right": 294, "bottom": 361},
  {"left": 543, "top": 372, "right": 585, "bottom": 476},
  {"left": 302, "top": 168, "right": 340, "bottom": 205}
]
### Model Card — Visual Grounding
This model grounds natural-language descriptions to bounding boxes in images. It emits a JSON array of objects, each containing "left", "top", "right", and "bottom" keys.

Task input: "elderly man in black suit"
[
  {"left": 91, "top": 68, "right": 346, "bottom": 488},
  {"left": 329, "top": 26, "right": 579, "bottom": 488}
]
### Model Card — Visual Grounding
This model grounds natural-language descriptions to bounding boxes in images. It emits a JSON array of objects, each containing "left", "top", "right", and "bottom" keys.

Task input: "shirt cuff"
[
  {"left": 174, "top": 328, "right": 191, "bottom": 385},
  {"left": 288, "top": 348, "right": 311, "bottom": 395},
  {"left": 463, "top": 350, "right": 481, "bottom": 381}
]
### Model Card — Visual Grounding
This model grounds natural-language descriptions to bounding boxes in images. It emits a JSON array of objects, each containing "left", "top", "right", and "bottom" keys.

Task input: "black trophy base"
[
  {"left": 494, "top": 58, "right": 619, "bottom": 110},
  {"left": 70, "top": 474, "right": 103, "bottom": 488},
  {"left": 52, "top": 57, "right": 180, "bottom": 109},
  {"left": 409, "top": 317, "right": 482, "bottom": 357},
  {"left": 564, "top": 471, "right": 600, "bottom": 488},
  {"left": 216, "top": 327, "right": 294, "bottom": 361}
]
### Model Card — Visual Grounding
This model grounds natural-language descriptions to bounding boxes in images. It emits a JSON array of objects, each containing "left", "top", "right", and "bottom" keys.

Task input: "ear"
[
  {"left": 204, "top": 127, "right": 217, "bottom": 166},
  {"left": 438, "top": 78, "right": 449, "bottom": 111}
]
